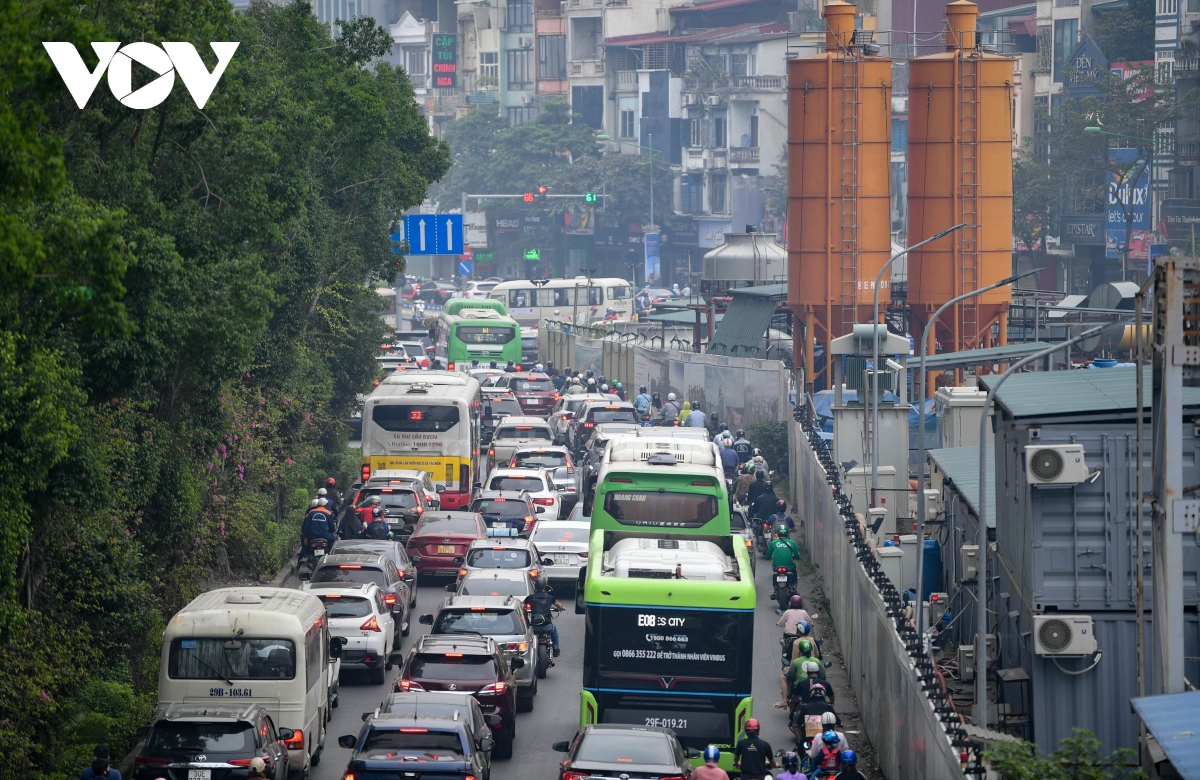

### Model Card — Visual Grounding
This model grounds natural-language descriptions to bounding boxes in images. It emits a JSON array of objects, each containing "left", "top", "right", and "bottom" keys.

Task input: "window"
[
  {"left": 710, "top": 173, "right": 727, "bottom": 213},
  {"left": 404, "top": 47, "right": 426, "bottom": 75},
  {"left": 149, "top": 722, "right": 254, "bottom": 754},
  {"left": 169, "top": 638, "right": 296, "bottom": 680},
  {"left": 370, "top": 405, "right": 460, "bottom": 432},
  {"left": 304, "top": 624, "right": 321, "bottom": 692},
  {"left": 619, "top": 97, "right": 637, "bottom": 138},
  {"left": 507, "top": 105, "right": 537, "bottom": 125},
  {"left": 317, "top": 594, "right": 374, "bottom": 619},
  {"left": 480, "top": 51, "right": 498, "bottom": 80},
  {"left": 507, "top": 0, "right": 532, "bottom": 32},
  {"left": 410, "top": 653, "right": 498, "bottom": 680},
  {"left": 361, "top": 730, "right": 465, "bottom": 760},
  {"left": 602, "top": 490, "right": 720, "bottom": 527},
  {"left": 312, "top": 565, "right": 390, "bottom": 590},
  {"left": 456, "top": 325, "right": 515, "bottom": 344},
  {"left": 466, "top": 547, "right": 534, "bottom": 568},
  {"left": 713, "top": 110, "right": 727, "bottom": 148},
  {"left": 1052, "top": 18, "right": 1078, "bottom": 83},
  {"left": 690, "top": 118, "right": 702, "bottom": 147},
  {"left": 508, "top": 49, "right": 533, "bottom": 88},
  {"left": 509, "top": 288, "right": 532, "bottom": 307},
  {"left": 539, "top": 34, "right": 566, "bottom": 78},
  {"left": 703, "top": 53, "right": 727, "bottom": 73},
  {"left": 731, "top": 53, "right": 749, "bottom": 77},
  {"left": 488, "top": 475, "right": 547, "bottom": 491},
  {"left": 433, "top": 609, "right": 526, "bottom": 635},
  {"left": 749, "top": 113, "right": 759, "bottom": 146},
  {"left": 1189, "top": 0, "right": 1199, "bottom": 12},
  {"left": 681, "top": 175, "right": 704, "bottom": 214}
]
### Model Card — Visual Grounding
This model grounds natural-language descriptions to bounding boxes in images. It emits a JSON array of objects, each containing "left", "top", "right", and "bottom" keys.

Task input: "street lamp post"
[
  {"left": 970, "top": 319, "right": 1130, "bottom": 727},
  {"left": 912, "top": 268, "right": 1038, "bottom": 645},
  {"left": 868, "top": 223, "right": 967, "bottom": 508},
  {"left": 1084, "top": 126, "right": 1155, "bottom": 280}
]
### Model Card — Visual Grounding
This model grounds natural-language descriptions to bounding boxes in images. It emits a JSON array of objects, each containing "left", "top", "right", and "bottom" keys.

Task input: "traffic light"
[
  {"left": 524, "top": 249, "right": 541, "bottom": 260},
  {"left": 584, "top": 192, "right": 598, "bottom": 203},
  {"left": 537, "top": 185, "right": 548, "bottom": 201},
  {"left": 523, "top": 192, "right": 534, "bottom": 203}
]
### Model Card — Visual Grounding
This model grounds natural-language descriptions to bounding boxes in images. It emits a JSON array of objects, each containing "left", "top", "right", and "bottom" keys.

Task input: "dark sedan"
[{"left": 552, "top": 724, "right": 700, "bottom": 780}]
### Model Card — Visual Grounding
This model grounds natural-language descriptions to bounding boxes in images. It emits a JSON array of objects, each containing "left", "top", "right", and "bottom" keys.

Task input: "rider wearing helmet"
[
  {"left": 712, "top": 422, "right": 730, "bottom": 444},
  {"left": 660, "top": 392, "right": 682, "bottom": 424},
  {"left": 834, "top": 751, "right": 865, "bottom": 780},
  {"left": 794, "top": 660, "right": 835, "bottom": 705},
  {"left": 522, "top": 580, "right": 563, "bottom": 656},
  {"left": 733, "top": 465, "right": 756, "bottom": 506},
  {"left": 365, "top": 505, "right": 390, "bottom": 539},
  {"left": 324, "top": 477, "right": 341, "bottom": 516},
  {"left": 767, "top": 523, "right": 800, "bottom": 592},
  {"left": 776, "top": 751, "right": 806, "bottom": 780},
  {"left": 633, "top": 385, "right": 653, "bottom": 420},
  {"left": 810, "top": 731, "right": 848, "bottom": 774},
  {"left": 779, "top": 637, "right": 825, "bottom": 707},
  {"left": 613, "top": 382, "right": 625, "bottom": 401},
  {"left": 732, "top": 718, "right": 775, "bottom": 780},
  {"left": 768, "top": 498, "right": 795, "bottom": 534},
  {"left": 732, "top": 429, "right": 753, "bottom": 463},
  {"left": 692, "top": 746, "right": 730, "bottom": 780}
]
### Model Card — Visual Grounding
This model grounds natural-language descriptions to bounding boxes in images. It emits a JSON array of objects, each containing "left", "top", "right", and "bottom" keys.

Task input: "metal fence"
[{"left": 790, "top": 410, "right": 984, "bottom": 780}]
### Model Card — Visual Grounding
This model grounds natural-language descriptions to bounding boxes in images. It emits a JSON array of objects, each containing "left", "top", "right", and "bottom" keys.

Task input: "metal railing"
[{"left": 729, "top": 146, "right": 760, "bottom": 164}]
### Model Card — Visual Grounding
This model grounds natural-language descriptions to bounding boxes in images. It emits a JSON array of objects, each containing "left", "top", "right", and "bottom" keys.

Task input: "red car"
[
  {"left": 494, "top": 372, "right": 559, "bottom": 416},
  {"left": 406, "top": 511, "right": 488, "bottom": 578}
]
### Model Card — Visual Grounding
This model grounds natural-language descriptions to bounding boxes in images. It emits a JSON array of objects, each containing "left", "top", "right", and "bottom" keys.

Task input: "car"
[
  {"left": 481, "top": 390, "right": 523, "bottom": 444},
  {"left": 493, "top": 371, "right": 557, "bottom": 416},
  {"left": 350, "top": 482, "right": 428, "bottom": 539},
  {"left": 394, "top": 340, "right": 432, "bottom": 368},
  {"left": 329, "top": 539, "right": 418, "bottom": 606},
  {"left": 508, "top": 445, "right": 581, "bottom": 511},
  {"left": 405, "top": 511, "right": 489, "bottom": 578},
  {"left": 309, "top": 582, "right": 398, "bottom": 684},
  {"left": 551, "top": 724, "right": 701, "bottom": 780},
  {"left": 461, "top": 279, "right": 500, "bottom": 299},
  {"left": 356, "top": 468, "right": 442, "bottom": 510},
  {"left": 469, "top": 366, "right": 508, "bottom": 387},
  {"left": 450, "top": 538, "right": 549, "bottom": 587},
  {"left": 338, "top": 699, "right": 494, "bottom": 780},
  {"left": 419, "top": 281, "right": 457, "bottom": 305},
  {"left": 567, "top": 400, "right": 639, "bottom": 456},
  {"left": 528, "top": 521, "right": 590, "bottom": 589},
  {"left": 520, "top": 328, "right": 539, "bottom": 366},
  {"left": 418, "top": 595, "right": 538, "bottom": 713},
  {"left": 300, "top": 553, "right": 411, "bottom": 646},
  {"left": 547, "top": 392, "right": 611, "bottom": 444},
  {"left": 484, "top": 467, "right": 562, "bottom": 521},
  {"left": 452, "top": 568, "right": 538, "bottom": 599},
  {"left": 730, "top": 504, "right": 756, "bottom": 575},
  {"left": 468, "top": 491, "right": 542, "bottom": 538},
  {"left": 133, "top": 703, "right": 292, "bottom": 780},
  {"left": 395, "top": 634, "right": 521, "bottom": 758},
  {"left": 488, "top": 416, "right": 555, "bottom": 470},
  {"left": 579, "top": 422, "right": 640, "bottom": 500}
]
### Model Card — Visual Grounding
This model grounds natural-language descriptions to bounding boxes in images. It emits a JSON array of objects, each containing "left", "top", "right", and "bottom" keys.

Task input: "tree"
[
  {"left": 1091, "top": 0, "right": 1155, "bottom": 64},
  {"left": 984, "top": 728, "right": 1144, "bottom": 780}
]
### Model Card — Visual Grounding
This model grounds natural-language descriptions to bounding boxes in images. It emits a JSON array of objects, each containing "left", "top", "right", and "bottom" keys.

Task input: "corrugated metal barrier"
[{"left": 790, "top": 410, "right": 984, "bottom": 780}]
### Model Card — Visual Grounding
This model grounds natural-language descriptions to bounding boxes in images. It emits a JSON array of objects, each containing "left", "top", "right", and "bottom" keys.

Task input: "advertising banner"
[
  {"left": 1105, "top": 148, "right": 1151, "bottom": 261},
  {"left": 645, "top": 231, "right": 661, "bottom": 284}
]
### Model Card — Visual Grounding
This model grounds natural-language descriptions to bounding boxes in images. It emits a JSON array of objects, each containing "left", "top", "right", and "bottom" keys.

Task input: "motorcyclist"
[
  {"left": 660, "top": 392, "right": 682, "bottom": 424},
  {"left": 793, "top": 661, "right": 836, "bottom": 705},
  {"left": 649, "top": 391, "right": 663, "bottom": 425},
  {"left": 733, "top": 429, "right": 753, "bottom": 463},
  {"left": 719, "top": 437, "right": 739, "bottom": 473},
  {"left": 614, "top": 382, "right": 626, "bottom": 401},
  {"left": 789, "top": 683, "right": 836, "bottom": 742},
  {"left": 809, "top": 732, "right": 850, "bottom": 775},
  {"left": 775, "top": 751, "right": 807, "bottom": 780},
  {"left": 768, "top": 499, "right": 795, "bottom": 534},
  {"left": 523, "top": 581, "right": 562, "bottom": 657},
  {"left": 324, "top": 477, "right": 341, "bottom": 517},
  {"left": 691, "top": 746, "right": 730, "bottom": 780},
  {"left": 746, "top": 469, "right": 769, "bottom": 509},
  {"left": 779, "top": 638, "right": 824, "bottom": 706},
  {"left": 685, "top": 400, "right": 708, "bottom": 429},
  {"left": 365, "top": 505, "right": 390, "bottom": 539},
  {"left": 356, "top": 494, "right": 382, "bottom": 527},
  {"left": 734, "top": 467, "right": 756, "bottom": 506},
  {"left": 834, "top": 751, "right": 865, "bottom": 780},
  {"left": 751, "top": 481, "right": 780, "bottom": 525},
  {"left": 784, "top": 620, "right": 821, "bottom": 667},
  {"left": 712, "top": 422, "right": 730, "bottom": 444},
  {"left": 633, "top": 386, "right": 653, "bottom": 419},
  {"left": 777, "top": 595, "right": 814, "bottom": 635},
  {"left": 751, "top": 448, "right": 769, "bottom": 474},
  {"left": 307, "top": 500, "right": 336, "bottom": 552},
  {"left": 732, "top": 719, "right": 774, "bottom": 780}
]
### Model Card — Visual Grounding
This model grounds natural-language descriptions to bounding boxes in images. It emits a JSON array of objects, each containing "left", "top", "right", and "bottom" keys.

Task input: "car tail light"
[
  {"left": 285, "top": 729, "right": 304, "bottom": 750},
  {"left": 578, "top": 551, "right": 588, "bottom": 558},
  {"left": 415, "top": 506, "right": 424, "bottom": 514},
  {"left": 533, "top": 498, "right": 554, "bottom": 506},
  {"left": 360, "top": 615, "right": 381, "bottom": 632},
  {"left": 383, "top": 593, "right": 397, "bottom": 607},
  {"left": 361, "top": 464, "right": 371, "bottom": 481},
  {"left": 563, "top": 773, "right": 590, "bottom": 780},
  {"left": 505, "top": 641, "right": 527, "bottom": 652},
  {"left": 448, "top": 362, "right": 455, "bottom": 371},
  {"left": 583, "top": 422, "right": 594, "bottom": 429},
  {"left": 488, "top": 448, "right": 495, "bottom": 458},
  {"left": 135, "top": 756, "right": 171, "bottom": 767},
  {"left": 567, "top": 467, "right": 575, "bottom": 474},
  {"left": 421, "top": 358, "right": 429, "bottom": 367},
  {"left": 515, "top": 364, "right": 522, "bottom": 371},
  {"left": 399, "top": 728, "right": 429, "bottom": 733},
  {"left": 691, "top": 480, "right": 716, "bottom": 486},
  {"left": 524, "top": 516, "right": 534, "bottom": 531},
  {"left": 478, "top": 682, "right": 507, "bottom": 695},
  {"left": 227, "top": 758, "right": 255, "bottom": 766},
  {"left": 397, "top": 568, "right": 406, "bottom": 577},
  {"left": 343, "top": 774, "right": 356, "bottom": 780},
  {"left": 339, "top": 564, "right": 363, "bottom": 569},
  {"left": 660, "top": 776, "right": 687, "bottom": 780},
  {"left": 397, "top": 679, "right": 424, "bottom": 691},
  {"left": 611, "top": 477, "right": 632, "bottom": 483},
  {"left": 382, "top": 488, "right": 394, "bottom": 493},
  {"left": 459, "top": 568, "right": 468, "bottom": 577}
]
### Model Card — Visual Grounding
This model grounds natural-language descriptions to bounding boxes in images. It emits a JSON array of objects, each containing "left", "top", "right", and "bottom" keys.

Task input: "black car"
[
  {"left": 301, "top": 553, "right": 412, "bottom": 641},
  {"left": 468, "top": 491, "right": 540, "bottom": 538},
  {"left": 339, "top": 699, "right": 494, "bottom": 780},
  {"left": 552, "top": 724, "right": 700, "bottom": 780},
  {"left": 133, "top": 703, "right": 292, "bottom": 780}
]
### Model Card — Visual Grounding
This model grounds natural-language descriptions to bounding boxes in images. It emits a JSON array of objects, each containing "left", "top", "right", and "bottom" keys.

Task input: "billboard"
[
  {"left": 432, "top": 34, "right": 457, "bottom": 88},
  {"left": 1105, "top": 148, "right": 1150, "bottom": 261}
]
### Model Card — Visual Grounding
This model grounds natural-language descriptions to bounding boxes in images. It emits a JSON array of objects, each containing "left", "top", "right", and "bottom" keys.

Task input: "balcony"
[
  {"left": 617, "top": 69, "right": 638, "bottom": 89},
  {"left": 1178, "top": 141, "right": 1200, "bottom": 166},
  {"left": 569, "top": 59, "right": 605, "bottom": 76},
  {"left": 1175, "top": 54, "right": 1200, "bottom": 78},
  {"left": 683, "top": 75, "right": 785, "bottom": 92},
  {"left": 729, "top": 146, "right": 759, "bottom": 165},
  {"left": 684, "top": 148, "right": 727, "bottom": 170},
  {"left": 565, "top": 0, "right": 603, "bottom": 9}
]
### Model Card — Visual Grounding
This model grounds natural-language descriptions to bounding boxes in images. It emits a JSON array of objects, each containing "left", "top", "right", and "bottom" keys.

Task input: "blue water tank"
[{"left": 922, "top": 539, "right": 943, "bottom": 594}]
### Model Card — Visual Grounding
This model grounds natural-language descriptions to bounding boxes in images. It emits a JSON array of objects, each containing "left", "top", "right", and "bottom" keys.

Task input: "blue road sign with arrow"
[
  {"left": 404, "top": 214, "right": 464, "bottom": 255},
  {"left": 457, "top": 260, "right": 473, "bottom": 276}
]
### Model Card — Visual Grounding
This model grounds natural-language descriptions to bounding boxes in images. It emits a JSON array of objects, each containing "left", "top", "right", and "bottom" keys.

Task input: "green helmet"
[
  {"left": 775, "top": 523, "right": 790, "bottom": 537},
  {"left": 799, "top": 639, "right": 813, "bottom": 655}
]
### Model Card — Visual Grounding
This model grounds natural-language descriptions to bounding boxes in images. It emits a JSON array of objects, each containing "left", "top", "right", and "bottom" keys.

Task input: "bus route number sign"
[{"left": 432, "top": 35, "right": 457, "bottom": 88}]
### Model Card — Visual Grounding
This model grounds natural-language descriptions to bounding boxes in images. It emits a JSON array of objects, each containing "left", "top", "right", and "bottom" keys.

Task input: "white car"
[
  {"left": 461, "top": 280, "right": 500, "bottom": 298},
  {"left": 485, "top": 467, "right": 562, "bottom": 521},
  {"left": 359, "top": 468, "right": 442, "bottom": 510},
  {"left": 488, "top": 417, "right": 555, "bottom": 471},
  {"left": 547, "top": 393, "right": 611, "bottom": 443},
  {"left": 529, "top": 521, "right": 591, "bottom": 588},
  {"left": 308, "top": 582, "right": 397, "bottom": 685}
]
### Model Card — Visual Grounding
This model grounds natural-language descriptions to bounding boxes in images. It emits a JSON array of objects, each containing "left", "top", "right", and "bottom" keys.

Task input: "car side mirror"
[
  {"left": 480, "top": 737, "right": 495, "bottom": 752},
  {"left": 298, "top": 571, "right": 312, "bottom": 581},
  {"left": 473, "top": 482, "right": 483, "bottom": 491},
  {"left": 277, "top": 727, "right": 295, "bottom": 741},
  {"left": 338, "top": 735, "right": 358, "bottom": 749},
  {"left": 552, "top": 741, "right": 571, "bottom": 753},
  {"left": 535, "top": 506, "right": 546, "bottom": 514},
  {"left": 418, "top": 613, "right": 434, "bottom": 625},
  {"left": 436, "top": 484, "right": 446, "bottom": 492},
  {"left": 542, "top": 558, "right": 554, "bottom": 566},
  {"left": 485, "top": 714, "right": 503, "bottom": 727},
  {"left": 361, "top": 712, "right": 373, "bottom": 721},
  {"left": 444, "top": 583, "right": 457, "bottom": 592},
  {"left": 511, "top": 658, "right": 525, "bottom": 669},
  {"left": 453, "top": 556, "right": 465, "bottom": 565},
  {"left": 329, "top": 636, "right": 345, "bottom": 658},
  {"left": 686, "top": 748, "right": 704, "bottom": 759},
  {"left": 411, "top": 556, "right": 422, "bottom": 564}
]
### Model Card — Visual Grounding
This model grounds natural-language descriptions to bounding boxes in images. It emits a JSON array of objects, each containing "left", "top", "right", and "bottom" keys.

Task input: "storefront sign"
[
  {"left": 1106, "top": 148, "right": 1150, "bottom": 261},
  {"left": 1060, "top": 214, "right": 1104, "bottom": 246}
]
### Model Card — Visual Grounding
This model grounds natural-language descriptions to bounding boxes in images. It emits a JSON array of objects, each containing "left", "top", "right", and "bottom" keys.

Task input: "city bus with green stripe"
[
  {"left": 590, "top": 435, "right": 730, "bottom": 536},
  {"left": 434, "top": 306, "right": 521, "bottom": 371},
  {"left": 574, "top": 528, "right": 755, "bottom": 771}
]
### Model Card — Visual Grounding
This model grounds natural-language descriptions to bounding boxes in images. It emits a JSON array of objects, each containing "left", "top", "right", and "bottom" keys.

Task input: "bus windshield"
[
  {"left": 371, "top": 404, "right": 459, "bottom": 433},
  {"left": 169, "top": 638, "right": 296, "bottom": 680},
  {"left": 602, "top": 491, "right": 719, "bottom": 528},
  {"left": 456, "top": 326, "right": 515, "bottom": 344}
]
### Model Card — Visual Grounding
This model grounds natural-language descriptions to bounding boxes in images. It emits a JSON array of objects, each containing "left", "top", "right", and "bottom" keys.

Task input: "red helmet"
[
  {"left": 326, "top": 477, "right": 337, "bottom": 487},
  {"left": 745, "top": 718, "right": 760, "bottom": 735}
]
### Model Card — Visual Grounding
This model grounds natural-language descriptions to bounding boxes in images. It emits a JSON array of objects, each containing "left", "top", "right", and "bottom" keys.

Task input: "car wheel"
[
  {"left": 310, "top": 750, "right": 321, "bottom": 767},
  {"left": 402, "top": 614, "right": 411, "bottom": 637},
  {"left": 494, "top": 732, "right": 514, "bottom": 759},
  {"left": 370, "top": 666, "right": 386, "bottom": 685},
  {"left": 517, "top": 682, "right": 535, "bottom": 713}
]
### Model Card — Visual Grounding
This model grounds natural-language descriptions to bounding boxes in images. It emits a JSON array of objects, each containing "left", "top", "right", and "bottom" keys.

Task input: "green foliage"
[
  {"left": 984, "top": 729, "right": 1143, "bottom": 780},
  {"left": 747, "top": 421, "right": 789, "bottom": 476},
  {"left": 1091, "top": 0, "right": 1155, "bottom": 64},
  {"left": 0, "top": 0, "right": 448, "bottom": 775}
]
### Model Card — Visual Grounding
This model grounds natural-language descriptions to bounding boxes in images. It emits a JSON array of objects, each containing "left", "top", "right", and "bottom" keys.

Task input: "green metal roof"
[
  {"left": 980, "top": 366, "right": 1200, "bottom": 420},
  {"left": 643, "top": 309, "right": 724, "bottom": 325},
  {"left": 921, "top": 342, "right": 1053, "bottom": 371},
  {"left": 928, "top": 446, "right": 995, "bottom": 528},
  {"left": 728, "top": 282, "right": 788, "bottom": 299},
  {"left": 707, "top": 293, "right": 779, "bottom": 356}
]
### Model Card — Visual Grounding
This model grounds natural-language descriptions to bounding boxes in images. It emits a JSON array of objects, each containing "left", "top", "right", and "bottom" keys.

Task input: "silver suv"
[{"left": 418, "top": 595, "right": 539, "bottom": 713}]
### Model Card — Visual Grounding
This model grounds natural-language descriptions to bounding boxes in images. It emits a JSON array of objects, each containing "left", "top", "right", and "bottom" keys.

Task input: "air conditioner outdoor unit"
[
  {"left": 1033, "top": 615, "right": 1096, "bottom": 656},
  {"left": 518, "top": 35, "right": 533, "bottom": 48},
  {"left": 683, "top": 93, "right": 697, "bottom": 106},
  {"left": 705, "top": 95, "right": 721, "bottom": 106},
  {"left": 1025, "top": 444, "right": 1088, "bottom": 485}
]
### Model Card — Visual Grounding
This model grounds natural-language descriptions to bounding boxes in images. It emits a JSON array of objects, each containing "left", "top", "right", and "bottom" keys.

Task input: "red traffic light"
[
  {"left": 523, "top": 192, "right": 535, "bottom": 203},
  {"left": 537, "top": 185, "right": 548, "bottom": 196}
]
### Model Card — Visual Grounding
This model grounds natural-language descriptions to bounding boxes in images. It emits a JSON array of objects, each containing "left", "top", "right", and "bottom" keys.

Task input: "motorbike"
[
  {"left": 299, "top": 537, "right": 330, "bottom": 575},
  {"left": 534, "top": 605, "right": 561, "bottom": 679},
  {"left": 774, "top": 566, "right": 797, "bottom": 611}
]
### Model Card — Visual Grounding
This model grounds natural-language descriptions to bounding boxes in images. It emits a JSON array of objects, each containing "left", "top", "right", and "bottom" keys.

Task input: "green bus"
[
  {"left": 444, "top": 297, "right": 507, "bottom": 316},
  {"left": 434, "top": 306, "right": 521, "bottom": 371},
  {"left": 575, "top": 527, "right": 755, "bottom": 770},
  {"left": 591, "top": 435, "right": 730, "bottom": 536}
]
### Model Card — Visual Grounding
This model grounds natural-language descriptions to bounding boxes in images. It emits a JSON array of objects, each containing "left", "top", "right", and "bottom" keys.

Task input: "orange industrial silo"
[
  {"left": 906, "top": 0, "right": 1014, "bottom": 374},
  {"left": 787, "top": 0, "right": 893, "bottom": 391}
]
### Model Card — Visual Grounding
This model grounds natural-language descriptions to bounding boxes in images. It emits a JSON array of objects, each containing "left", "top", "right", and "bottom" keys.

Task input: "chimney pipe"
[
  {"left": 945, "top": 0, "right": 978, "bottom": 51},
  {"left": 824, "top": 0, "right": 856, "bottom": 50}
]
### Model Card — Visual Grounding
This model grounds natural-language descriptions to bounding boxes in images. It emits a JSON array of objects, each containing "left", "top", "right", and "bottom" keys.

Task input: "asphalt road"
[{"left": 294, "top": 552, "right": 855, "bottom": 780}]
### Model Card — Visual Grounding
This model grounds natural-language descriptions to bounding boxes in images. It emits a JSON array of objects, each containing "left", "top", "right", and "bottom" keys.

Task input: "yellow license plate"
[{"left": 438, "top": 545, "right": 455, "bottom": 554}]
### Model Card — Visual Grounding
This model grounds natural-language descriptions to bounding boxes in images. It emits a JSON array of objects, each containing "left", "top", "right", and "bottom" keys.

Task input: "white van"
[{"left": 159, "top": 588, "right": 343, "bottom": 776}]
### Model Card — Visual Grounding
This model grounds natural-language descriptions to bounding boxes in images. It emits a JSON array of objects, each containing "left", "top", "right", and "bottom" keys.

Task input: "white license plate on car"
[
  {"left": 188, "top": 770, "right": 211, "bottom": 780},
  {"left": 487, "top": 526, "right": 516, "bottom": 537},
  {"left": 552, "top": 554, "right": 573, "bottom": 564},
  {"left": 775, "top": 575, "right": 788, "bottom": 583},
  {"left": 314, "top": 549, "right": 325, "bottom": 558}
]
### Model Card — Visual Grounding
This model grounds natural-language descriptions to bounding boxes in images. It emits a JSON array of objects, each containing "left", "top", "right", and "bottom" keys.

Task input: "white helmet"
[
  {"left": 667, "top": 392, "right": 677, "bottom": 401},
  {"left": 317, "top": 487, "right": 327, "bottom": 497},
  {"left": 310, "top": 499, "right": 319, "bottom": 508},
  {"left": 318, "top": 498, "right": 328, "bottom": 507},
  {"left": 587, "top": 378, "right": 597, "bottom": 387},
  {"left": 601, "top": 383, "right": 609, "bottom": 392},
  {"left": 535, "top": 363, "right": 544, "bottom": 371},
  {"left": 802, "top": 660, "right": 819, "bottom": 674},
  {"left": 821, "top": 712, "right": 838, "bottom": 726}
]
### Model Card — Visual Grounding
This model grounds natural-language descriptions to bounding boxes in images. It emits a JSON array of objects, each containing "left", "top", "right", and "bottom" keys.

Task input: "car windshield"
[
  {"left": 485, "top": 397, "right": 523, "bottom": 416},
  {"left": 532, "top": 526, "right": 586, "bottom": 544},
  {"left": 400, "top": 344, "right": 426, "bottom": 359},
  {"left": 471, "top": 500, "right": 528, "bottom": 518},
  {"left": 359, "top": 730, "right": 464, "bottom": 760},
  {"left": 378, "top": 490, "right": 419, "bottom": 509},
  {"left": 317, "top": 594, "right": 373, "bottom": 618},
  {"left": 168, "top": 638, "right": 296, "bottom": 680},
  {"left": 575, "top": 733, "right": 675, "bottom": 765},
  {"left": 588, "top": 408, "right": 638, "bottom": 424},
  {"left": 488, "top": 476, "right": 545, "bottom": 492},
  {"left": 466, "top": 547, "right": 532, "bottom": 568},
  {"left": 409, "top": 653, "right": 498, "bottom": 680},
  {"left": 495, "top": 426, "right": 552, "bottom": 441},
  {"left": 312, "top": 565, "right": 388, "bottom": 589},
  {"left": 149, "top": 721, "right": 254, "bottom": 754},
  {"left": 513, "top": 452, "right": 568, "bottom": 468},
  {"left": 513, "top": 378, "right": 553, "bottom": 391},
  {"left": 434, "top": 609, "right": 524, "bottom": 636},
  {"left": 460, "top": 576, "right": 532, "bottom": 597},
  {"left": 416, "top": 516, "right": 480, "bottom": 535}
]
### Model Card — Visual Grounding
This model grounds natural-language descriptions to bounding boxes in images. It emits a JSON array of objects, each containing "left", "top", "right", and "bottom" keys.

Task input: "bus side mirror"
[{"left": 575, "top": 566, "right": 587, "bottom": 614}]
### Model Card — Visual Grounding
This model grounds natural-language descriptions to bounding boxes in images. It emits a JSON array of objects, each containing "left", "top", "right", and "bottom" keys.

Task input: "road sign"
[
  {"left": 404, "top": 214, "right": 463, "bottom": 255},
  {"left": 458, "top": 260, "right": 473, "bottom": 276},
  {"left": 390, "top": 229, "right": 403, "bottom": 254},
  {"left": 462, "top": 246, "right": 473, "bottom": 259}
]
